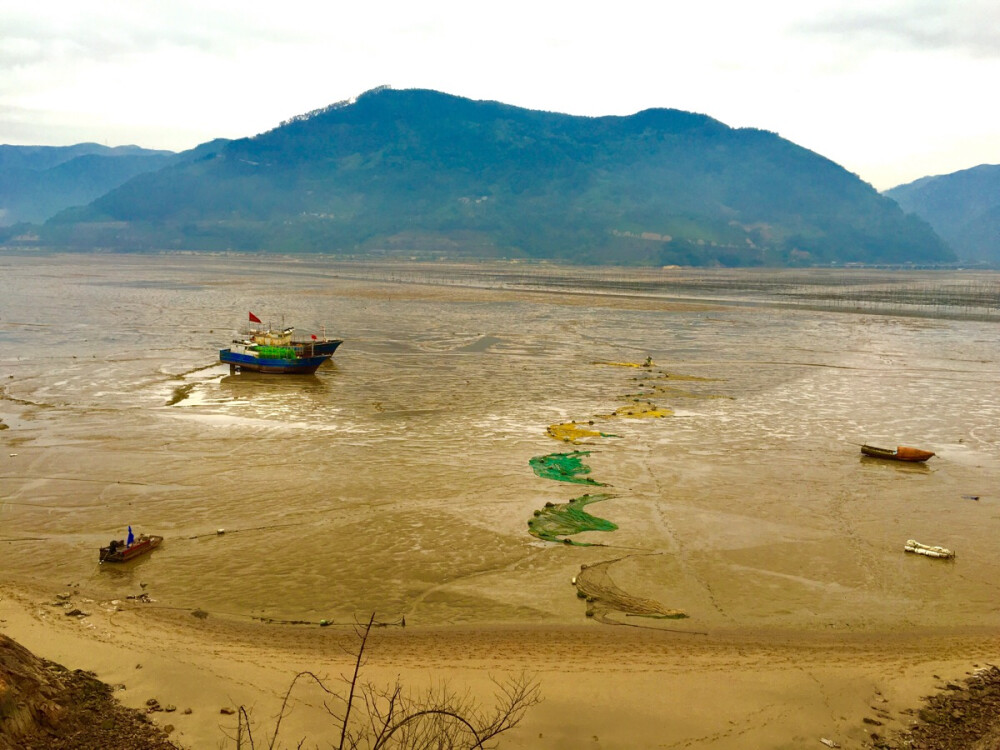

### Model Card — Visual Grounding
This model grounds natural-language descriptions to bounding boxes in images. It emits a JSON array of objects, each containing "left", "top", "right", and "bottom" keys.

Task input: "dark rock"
[
  {"left": 879, "top": 666, "right": 1000, "bottom": 749},
  {"left": 0, "top": 634, "right": 179, "bottom": 749},
  {"left": 919, "top": 708, "right": 942, "bottom": 724}
]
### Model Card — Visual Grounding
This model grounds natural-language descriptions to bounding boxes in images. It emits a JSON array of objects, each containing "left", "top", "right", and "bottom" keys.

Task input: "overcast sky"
[{"left": 2, "top": 0, "right": 998, "bottom": 190}]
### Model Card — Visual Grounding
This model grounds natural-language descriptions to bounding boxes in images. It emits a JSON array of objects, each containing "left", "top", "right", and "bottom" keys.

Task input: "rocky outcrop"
[
  {"left": 868, "top": 665, "right": 1000, "bottom": 750},
  {"left": 0, "top": 635, "right": 178, "bottom": 750}
]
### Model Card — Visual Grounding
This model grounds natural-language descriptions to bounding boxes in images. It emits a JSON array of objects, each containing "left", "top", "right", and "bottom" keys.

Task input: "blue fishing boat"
[
  {"left": 220, "top": 314, "right": 343, "bottom": 374},
  {"left": 220, "top": 345, "right": 333, "bottom": 374}
]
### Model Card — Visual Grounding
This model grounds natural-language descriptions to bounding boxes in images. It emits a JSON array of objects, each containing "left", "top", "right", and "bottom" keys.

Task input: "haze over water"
[{"left": 2, "top": 254, "right": 998, "bottom": 634}]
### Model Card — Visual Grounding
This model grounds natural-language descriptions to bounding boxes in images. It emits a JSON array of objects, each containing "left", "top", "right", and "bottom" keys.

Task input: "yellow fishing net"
[
  {"left": 546, "top": 422, "right": 621, "bottom": 445},
  {"left": 648, "top": 384, "right": 732, "bottom": 399},
  {"left": 641, "top": 371, "right": 721, "bottom": 382},
  {"left": 592, "top": 357, "right": 655, "bottom": 369},
  {"left": 598, "top": 401, "right": 673, "bottom": 419}
]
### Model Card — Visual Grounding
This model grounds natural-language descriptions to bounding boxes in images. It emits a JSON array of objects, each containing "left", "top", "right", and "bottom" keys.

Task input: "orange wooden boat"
[
  {"left": 99, "top": 534, "right": 163, "bottom": 563},
  {"left": 861, "top": 444, "right": 935, "bottom": 462}
]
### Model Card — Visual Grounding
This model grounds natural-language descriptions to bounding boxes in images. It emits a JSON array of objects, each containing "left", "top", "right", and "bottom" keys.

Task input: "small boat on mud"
[
  {"left": 861, "top": 444, "right": 935, "bottom": 462},
  {"left": 99, "top": 534, "right": 163, "bottom": 563},
  {"left": 904, "top": 539, "right": 954, "bottom": 559},
  {"left": 220, "top": 314, "right": 343, "bottom": 374}
]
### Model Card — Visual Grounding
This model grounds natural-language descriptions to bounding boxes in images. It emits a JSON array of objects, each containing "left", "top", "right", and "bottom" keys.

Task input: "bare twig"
[
  {"left": 234, "top": 612, "right": 540, "bottom": 749},
  {"left": 339, "top": 612, "right": 376, "bottom": 750},
  {"left": 268, "top": 671, "right": 337, "bottom": 750}
]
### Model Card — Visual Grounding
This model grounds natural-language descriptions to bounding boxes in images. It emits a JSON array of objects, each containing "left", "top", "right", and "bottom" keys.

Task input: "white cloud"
[
  {"left": 797, "top": 0, "right": 1000, "bottom": 58},
  {"left": 1, "top": 0, "right": 998, "bottom": 188}
]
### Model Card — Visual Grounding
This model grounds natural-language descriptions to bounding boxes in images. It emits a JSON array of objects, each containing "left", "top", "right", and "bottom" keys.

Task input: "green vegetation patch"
[
  {"left": 528, "top": 493, "right": 618, "bottom": 545},
  {"left": 529, "top": 451, "right": 607, "bottom": 486},
  {"left": 166, "top": 383, "right": 195, "bottom": 406}
]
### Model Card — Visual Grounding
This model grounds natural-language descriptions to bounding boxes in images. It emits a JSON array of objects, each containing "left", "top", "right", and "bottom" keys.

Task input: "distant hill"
[
  {"left": 40, "top": 88, "right": 951, "bottom": 266},
  {"left": 0, "top": 143, "right": 160, "bottom": 171},
  {"left": 0, "top": 140, "right": 230, "bottom": 227},
  {"left": 885, "top": 165, "right": 1000, "bottom": 266},
  {"left": 0, "top": 144, "right": 174, "bottom": 225}
]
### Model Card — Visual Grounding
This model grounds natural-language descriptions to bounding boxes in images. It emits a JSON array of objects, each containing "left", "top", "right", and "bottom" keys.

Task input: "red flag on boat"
[
  {"left": 311, "top": 334, "right": 317, "bottom": 340},
  {"left": 249, "top": 312, "right": 262, "bottom": 323}
]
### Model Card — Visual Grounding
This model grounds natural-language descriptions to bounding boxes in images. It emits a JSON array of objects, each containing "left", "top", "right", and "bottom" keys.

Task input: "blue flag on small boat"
[{"left": 127, "top": 526, "right": 134, "bottom": 546}]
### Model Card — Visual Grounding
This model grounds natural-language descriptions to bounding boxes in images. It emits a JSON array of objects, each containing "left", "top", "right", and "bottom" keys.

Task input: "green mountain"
[
  {"left": 40, "top": 88, "right": 952, "bottom": 266},
  {"left": 0, "top": 140, "right": 233, "bottom": 229},
  {"left": 0, "top": 144, "right": 175, "bottom": 225},
  {"left": 885, "top": 165, "right": 1000, "bottom": 266}
]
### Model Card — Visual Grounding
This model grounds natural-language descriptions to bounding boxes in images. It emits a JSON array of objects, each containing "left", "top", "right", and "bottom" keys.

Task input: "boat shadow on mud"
[
  {"left": 219, "top": 371, "right": 334, "bottom": 388},
  {"left": 859, "top": 455, "right": 932, "bottom": 473},
  {"left": 166, "top": 369, "right": 338, "bottom": 408},
  {"left": 96, "top": 551, "right": 158, "bottom": 582},
  {"left": 219, "top": 369, "right": 336, "bottom": 396}
]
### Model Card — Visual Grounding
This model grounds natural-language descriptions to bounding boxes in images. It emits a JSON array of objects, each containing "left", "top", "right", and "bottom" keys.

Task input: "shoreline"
[
  {"left": 4, "top": 580, "right": 999, "bottom": 749},
  {"left": 2, "top": 257, "right": 998, "bottom": 748}
]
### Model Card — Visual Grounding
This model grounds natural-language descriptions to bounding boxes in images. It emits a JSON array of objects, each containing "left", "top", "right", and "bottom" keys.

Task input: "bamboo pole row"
[{"left": 324, "top": 262, "right": 1000, "bottom": 321}]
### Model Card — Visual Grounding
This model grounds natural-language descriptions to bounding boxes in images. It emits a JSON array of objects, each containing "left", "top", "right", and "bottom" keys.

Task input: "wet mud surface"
[{"left": 1, "top": 255, "right": 999, "bottom": 636}]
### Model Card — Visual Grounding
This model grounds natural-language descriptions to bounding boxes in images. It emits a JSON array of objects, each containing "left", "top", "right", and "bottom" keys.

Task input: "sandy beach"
[
  {"left": 2, "top": 256, "right": 999, "bottom": 748},
  {"left": 4, "top": 580, "right": 1000, "bottom": 749}
]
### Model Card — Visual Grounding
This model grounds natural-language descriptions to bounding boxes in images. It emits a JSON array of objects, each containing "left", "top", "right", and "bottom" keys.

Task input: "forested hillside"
[
  {"left": 0, "top": 144, "right": 175, "bottom": 225},
  {"left": 886, "top": 164, "right": 1000, "bottom": 265},
  {"left": 37, "top": 88, "right": 952, "bottom": 266}
]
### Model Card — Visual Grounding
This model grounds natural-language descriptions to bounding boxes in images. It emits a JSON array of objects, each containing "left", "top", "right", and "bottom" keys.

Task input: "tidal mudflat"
[{"left": 1, "top": 254, "right": 998, "bottom": 748}]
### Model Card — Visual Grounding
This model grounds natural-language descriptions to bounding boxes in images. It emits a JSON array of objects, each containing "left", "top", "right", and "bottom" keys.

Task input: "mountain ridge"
[
  {"left": 0, "top": 141, "right": 231, "bottom": 227},
  {"left": 885, "top": 164, "right": 1000, "bottom": 265},
  {"left": 13, "top": 88, "right": 956, "bottom": 266}
]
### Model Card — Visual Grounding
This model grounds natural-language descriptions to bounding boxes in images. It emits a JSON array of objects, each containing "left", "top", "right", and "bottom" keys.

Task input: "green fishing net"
[
  {"left": 253, "top": 346, "right": 297, "bottom": 359},
  {"left": 529, "top": 451, "right": 607, "bottom": 485},
  {"left": 528, "top": 493, "right": 617, "bottom": 545}
]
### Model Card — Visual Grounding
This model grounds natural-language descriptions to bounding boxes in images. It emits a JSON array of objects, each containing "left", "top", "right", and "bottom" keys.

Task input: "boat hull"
[
  {"left": 296, "top": 339, "right": 342, "bottom": 356},
  {"left": 247, "top": 338, "right": 342, "bottom": 357},
  {"left": 220, "top": 349, "right": 331, "bottom": 375},
  {"left": 904, "top": 539, "right": 954, "bottom": 559},
  {"left": 861, "top": 444, "right": 935, "bottom": 462},
  {"left": 100, "top": 535, "right": 163, "bottom": 563}
]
